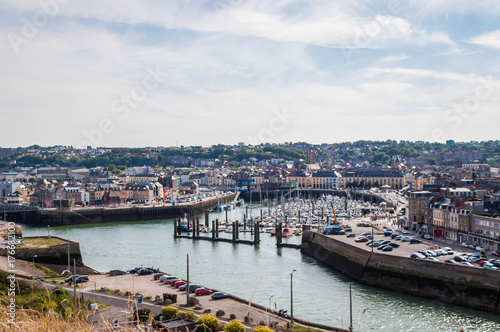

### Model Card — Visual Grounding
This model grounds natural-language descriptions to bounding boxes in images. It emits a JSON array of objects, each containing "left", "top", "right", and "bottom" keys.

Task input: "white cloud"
[
  {"left": 379, "top": 53, "right": 409, "bottom": 62},
  {"left": 468, "top": 30, "right": 500, "bottom": 50}
]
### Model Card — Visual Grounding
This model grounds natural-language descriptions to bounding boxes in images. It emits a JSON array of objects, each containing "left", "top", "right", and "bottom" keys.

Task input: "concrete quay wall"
[
  {"left": 7, "top": 193, "right": 238, "bottom": 226},
  {"left": 301, "top": 231, "right": 500, "bottom": 314},
  {"left": 0, "top": 236, "right": 83, "bottom": 266}
]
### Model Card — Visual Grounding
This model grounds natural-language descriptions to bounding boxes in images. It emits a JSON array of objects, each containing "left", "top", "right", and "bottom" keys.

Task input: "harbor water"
[{"left": 20, "top": 204, "right": 500, "bottom": 331}]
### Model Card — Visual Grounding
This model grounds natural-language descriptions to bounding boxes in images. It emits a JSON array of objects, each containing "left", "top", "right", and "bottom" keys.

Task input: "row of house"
[{"left": 408, "top": 188, "right": 500, "bottom": 251}]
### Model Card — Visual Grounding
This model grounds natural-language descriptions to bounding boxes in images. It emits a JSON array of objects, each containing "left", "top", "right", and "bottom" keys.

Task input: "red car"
[
  {"left": 491, "top": 251, "right": 500, "bottom": 257},
  {"left": 355, "top": 237, "right": 369, "bottom": 243},
  {"left": 169, "top": 278, "right": 181, "bottom": 286},
  {"left": 174, "top": 280, "right": 186, "bottom": 288},
  {"left": 195, "top": 288, "right": 212, "bottom": 296},
  {"left": 477, "top": 260, "right": 488, "bottom": 266}
]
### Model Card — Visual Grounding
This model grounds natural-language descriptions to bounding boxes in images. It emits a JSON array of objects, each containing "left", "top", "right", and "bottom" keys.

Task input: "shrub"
[
  {"left": 160, "top": 306, "right": 180, "bottom": 320},
  {"left": 179, "top": 310, "right": 196, "bottom": 321},
  {"left": 196, "top": 313, "right": 221, "bottom": 332},
  {"left": 223, "top": 320, "right": 245, "bottom": 332},
  {"left": 252, "top": 325, "right": 274, "bottom": 332},
  {"left": 133, "top": 307, "right": 151, "bottom": 322}
]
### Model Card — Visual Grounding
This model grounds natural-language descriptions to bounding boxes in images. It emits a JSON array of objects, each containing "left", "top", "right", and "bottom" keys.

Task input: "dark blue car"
[{"left": 137, "top": 269, "right": 153, "bottom": 275}]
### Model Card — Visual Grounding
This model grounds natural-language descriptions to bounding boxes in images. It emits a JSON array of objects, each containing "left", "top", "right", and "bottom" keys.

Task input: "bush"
[
  {"left": 223, "top": 320, "right": 245, "bottom": 332},
  {"left": 133, "top": 307, "right": 151, "bottom": 322},
  {"left": 160, "top": 306, "right": 180, "bottom": 320},
  {"left": 252, "top": 326, "right": 274, "bottom": 332},
  {"left": 196, "top": 313, "right": 221, "bottom": 332},
  {"left": 179, "top": 310, "right": 196, "bottom": 321}
]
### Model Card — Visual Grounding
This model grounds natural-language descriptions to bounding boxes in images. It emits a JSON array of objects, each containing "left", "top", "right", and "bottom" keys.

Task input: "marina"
[{"left": 17, "top": 200, "right": 500, "bottom": 331}]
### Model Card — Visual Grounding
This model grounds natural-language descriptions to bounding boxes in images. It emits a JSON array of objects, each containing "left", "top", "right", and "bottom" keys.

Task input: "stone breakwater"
[{"left": 301, "top": 231, "right": 500, "bottom": 314}]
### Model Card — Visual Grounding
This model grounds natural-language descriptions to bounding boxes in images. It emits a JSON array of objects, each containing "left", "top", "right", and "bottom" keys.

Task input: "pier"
[{"left": 173, "top": 216, "right": 304, "bottom": 249}]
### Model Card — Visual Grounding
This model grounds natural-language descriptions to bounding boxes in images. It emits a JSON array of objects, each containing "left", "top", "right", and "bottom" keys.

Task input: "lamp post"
[
  {"left": 268, "top": 294, "right": 275, "bottom": 325},
  {"left": 32, "top": 254, "right": 37, "bottom": 295},
  {"left": 47, "top": 225, "right": 50, "bottom": 239},
  {"left": 290, "top": 269, "right": 296, "bottom": 329}
]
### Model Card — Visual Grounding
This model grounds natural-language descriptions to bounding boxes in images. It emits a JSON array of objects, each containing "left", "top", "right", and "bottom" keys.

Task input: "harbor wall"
[
  {"left": 301, "top": 231, "right": 500, "bottom": 314},
  {"left": 0, "top": 236, "right": 84, "bottom": 266},
  {"left": 6, "top": 193, "right": 238, "bottom": 226}
]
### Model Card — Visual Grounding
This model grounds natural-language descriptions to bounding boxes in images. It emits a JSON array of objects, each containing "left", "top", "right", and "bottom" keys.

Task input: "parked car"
[
  {"left": 188, "top": 284, "right": 201, "bottom": 293},
  {"left": 409, "top": 238, "right": 422, "bottom": 244},
  {"left": 426, "top": 257, "right": 439, "bottom": 262},
  {"left": 211, "top": 292, "right": 228, "bottom": 300},
  {"left": 160, "top": 276, "right": 179, "bottom": 283},
  {"left": 344, "top": 228, "right": 352, "bottom": 232},
  {"left": 387, "top": 242, "right": 399, "bottom": 248},
  {"left": 433, "top": 249, "right": 447, "bottom": 256},
  {"left": 444, "top": 260, "right": 459, "bottom": 264},
  {"left": 74, "top": 275, "right": 89, "bottom": 284},
  {"left": 382, "top": 246, "right": 393, "bottom": 252},
  {"left": 442, "top": 248, "right": 454, "bottom": 255},
  {"left": 64, "top": 275, "right": 79, "bottom": 283},
  {"left": 128, "top": 267, "right": 142, "bottom": 274},
  {"left": 361, "top": 233, "right": 371, "bottom": 237},
  {"left": 395, "top": 236, "right": 403, "bottom": 241},
  {"left": 461, "top": 242, "right": 469, "bottom": 248},
  {"left": 369, "top": 242, "right": 381, "bottom": 247},
  {"left": 384, "top": 231, "right": 393, "bottom": 237},
  {"left": 346, "top": 233, "right": 356, "bottom": 238},
  {"left": 137, "top": 269, "right": 153, "bottom": 275},
  {"left": 454, "top": 256, "right": 466, "bottom": 262},
  {"left": 476, "top": 246, "right": 485, "bottom": 252},
  {"left": 460, "top": 262, "right": 474, "bottom": 267},
  {"left": 391, "top": 233, "right": 398, "bottom": 239},
  {"left": 377, "top": 245, "right": 388, "bottom": 250},
  {"left": 179, "top": 284, "right": 199, "bottom": 292},
  {"left": 174, "top": 280, "right": 186, "bottom": 288},
  {"left": 153, "top": 273, "right": 164, "bottom": 280},
  {"left": 109, "top": 270, "right": 126, "bottom": 276},
  {"left": 168, "top": 278, "right": 181, "bottom": 286},
  {"left": 402, "top": 230, "right": 409, "bottom": 234},
  {"left": 483, "top": 263, "right": 499, "bottom": 270},
  {"left": 195, "top": 288, "right": 213, "bottom": 296},
  {"left": 355, "top": 237, "right": 369, "bottom": 243},
  {"left": 410, "top": 253, "right": 425, "bottom": 259},
  {"left": 423, "top": 234, "right": 432, "bottom": 240},
  {"left": 401, "top": 237, "right": 412, "bottom": 242}
]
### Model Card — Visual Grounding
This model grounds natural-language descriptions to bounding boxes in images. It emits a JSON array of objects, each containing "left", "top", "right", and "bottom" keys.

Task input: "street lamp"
[
  {"left": 32, "top": 254, "right": 38, "bottom": 294},
  {"left": 268, "top": 294, "right": 275, "bottom": 325},
  {"left": 290, "top": 269, "right": 296, "bottom": 329},
  {"left": 47, "top": 225, "right": 50, "bottom": 238}
]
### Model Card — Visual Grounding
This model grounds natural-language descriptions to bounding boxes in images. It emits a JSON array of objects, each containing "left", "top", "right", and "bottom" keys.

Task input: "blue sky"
[{"left": 0, "top": 0, "right": 499, "bottom": 148}]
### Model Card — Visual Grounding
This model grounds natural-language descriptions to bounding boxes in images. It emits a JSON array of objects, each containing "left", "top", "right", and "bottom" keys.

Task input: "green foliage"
[
  {"left": 196, "top": 313, "right": 221, "bottom": 332},
  {"left": 133, "top": 307, "right": 151, "bottom": 322},
  {"left": 179, "top": 310, "right": 196, "bottom": 321},
  {"left": 252, "top": 325, "right": 274, "bottom": 332},
  {"left": 223, "top": 320, "right": 245, "bottom": 332},
  {"left": 160, "top": 306, "right": 180, "bottom": 320}
]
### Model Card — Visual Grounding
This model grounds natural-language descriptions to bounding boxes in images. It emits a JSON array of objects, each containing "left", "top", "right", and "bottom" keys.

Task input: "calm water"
[{"left": 19, "top": 204, "right": 500, "bottom": 331}]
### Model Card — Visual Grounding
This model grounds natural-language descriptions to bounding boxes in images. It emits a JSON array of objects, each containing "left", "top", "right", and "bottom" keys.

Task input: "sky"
[{"left": 1, "top": 0, "right": 500, "bottom": 148}]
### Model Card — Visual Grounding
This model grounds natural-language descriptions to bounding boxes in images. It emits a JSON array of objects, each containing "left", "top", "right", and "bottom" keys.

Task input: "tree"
[
  {"left": 28, "top": 177, "right": 36, "bottom": 183},
  {"left": 196, "top": 314, "right": 221, "bottom": 332}
]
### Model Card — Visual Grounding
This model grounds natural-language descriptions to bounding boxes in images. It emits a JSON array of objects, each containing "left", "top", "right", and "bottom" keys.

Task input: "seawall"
[
  {"left": 301, "top": 231, "right": 500, "bottom": 314},
  {"left": 6, "top": 193, "right": 238, "bottom": 226}
]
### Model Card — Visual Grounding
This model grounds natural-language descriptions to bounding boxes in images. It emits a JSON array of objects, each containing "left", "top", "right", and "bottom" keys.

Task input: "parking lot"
[
  {"left": 79, "top": 273, "right": 287, "bottom": 326},
  {"left": 328, "top": 216, "right": 500, "bottom": 269}
]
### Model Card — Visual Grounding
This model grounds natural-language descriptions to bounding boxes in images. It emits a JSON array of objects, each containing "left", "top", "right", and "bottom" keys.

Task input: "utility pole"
[
  {"left": 186, "top": 254, "right": 190, "bottom": 305},
  {"left": 349, "top": 285, "right": 353, "bottom": 331},
  {"left": 73, "top": 258, "right": 77, "bottom": 305},
  {"left": 290, "top": 269, "right": 296, "bottom": 329}
]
